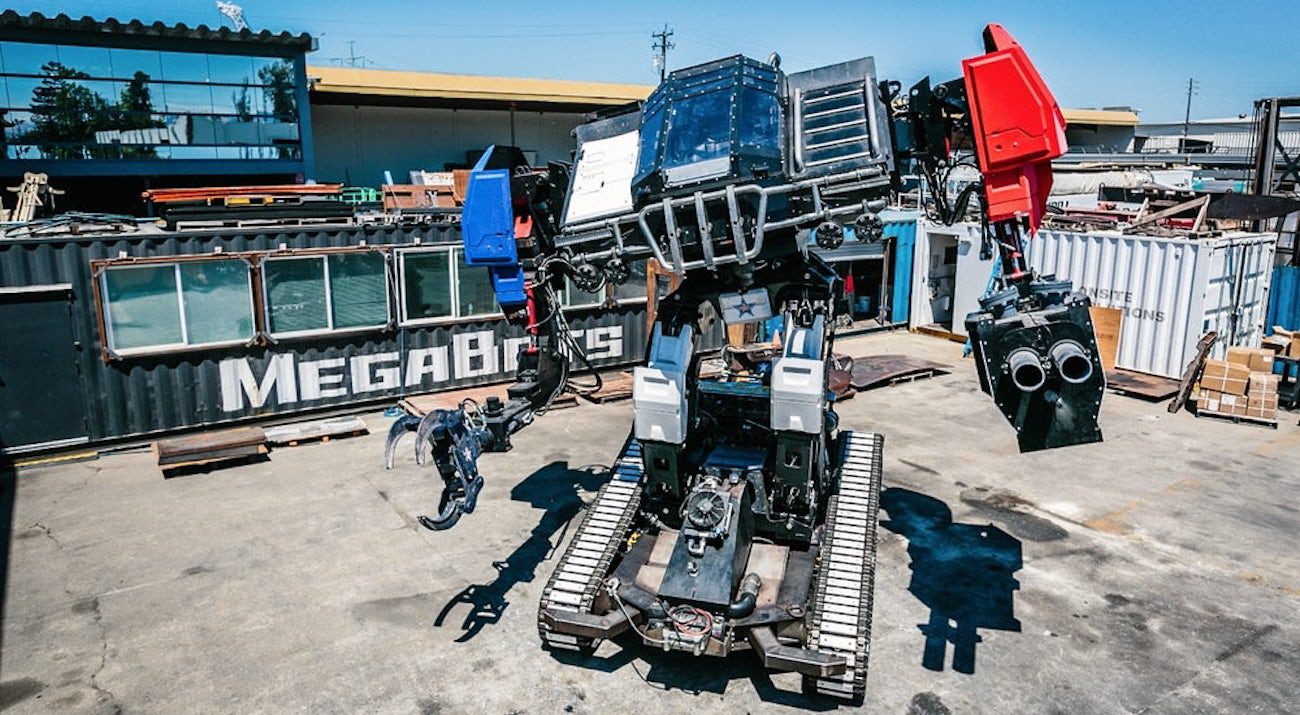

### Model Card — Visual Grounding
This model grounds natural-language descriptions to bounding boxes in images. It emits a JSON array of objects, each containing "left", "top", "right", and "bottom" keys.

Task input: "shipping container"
[
  {"left": 809, "top": 210, "right": 919, "bottom": 329},
  {"left": 907, "top": 219, "right": 1277, "bottom": 378},
  {"left": 0, "top": 223, "right": 668, "bottom": 454}
]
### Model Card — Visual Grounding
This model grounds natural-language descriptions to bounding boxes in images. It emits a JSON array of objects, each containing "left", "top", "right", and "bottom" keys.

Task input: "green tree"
[
  {"left": 27, "top": 61, "right": 114, "bottom": 159},
  {"left": 115, "top": 71, "right": 164, "bottom": 158},
  {"left": 258, "top": 61, "right": 298, "bottom": 158}
]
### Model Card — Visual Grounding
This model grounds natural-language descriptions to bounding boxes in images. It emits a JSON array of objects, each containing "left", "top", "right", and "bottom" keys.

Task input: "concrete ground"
[{"left": 2, "top": 331, "right": 1298, "bottom": 714}]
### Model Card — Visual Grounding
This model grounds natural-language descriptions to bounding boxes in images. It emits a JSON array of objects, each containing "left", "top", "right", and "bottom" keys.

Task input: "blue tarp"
[{"left": 1266, "top": 265, "right": 1300, "bottom": 334}]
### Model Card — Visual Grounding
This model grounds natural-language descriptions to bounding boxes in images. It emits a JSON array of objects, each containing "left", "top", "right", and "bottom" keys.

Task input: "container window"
[
  {"left": 455, "top": 248, "right": 499, "bottom": 318},
  {"left": 102, "top": 258, "right": 254, "bottom": 354},
  {"left": 265, "top": 257, "right": 328, "bottom": 334},
  {"left": 611, "top": 260, "right": 649, "bottom": 303},
  {"left": 264, "top": 253, "right": 389, "bottom": 336},
  {"left": 104, "top": 265, "right": 183, "bottom": 350},
  {"left": 180, "top": 261, "right": 255, "bottom": 344},
  {"left": 400, "top": 250, "right": 454, "bottom": 323},
  {"left": 329, "top": 253, "right": 388, "bottom": 329}
]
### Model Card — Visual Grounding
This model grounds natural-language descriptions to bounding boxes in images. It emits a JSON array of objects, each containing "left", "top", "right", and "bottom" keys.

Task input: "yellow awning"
[{"left": 308, "top": 66, "right": 653, "bottom": 107}]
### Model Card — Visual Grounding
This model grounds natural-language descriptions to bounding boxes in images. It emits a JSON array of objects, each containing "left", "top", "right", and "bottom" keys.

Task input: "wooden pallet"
[
  {"left": 580, "top": 371, "right": 635, "bottom": 404},
  {"left": 1194, "top": 407, "right": 1278, "bottom": 429},
  {"left": 263, "top": 416, "right": 368, "bottom": 447},
  {"left": 153, "top": 426, "right": 268, "bottom": 475}
]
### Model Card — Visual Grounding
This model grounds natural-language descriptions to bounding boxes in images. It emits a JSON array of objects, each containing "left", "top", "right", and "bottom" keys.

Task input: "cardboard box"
[
  {"left": 1249, "top": 350, "right": 1274, "bottom": 373},
  {"left": 1247, "top": 393, "right": 1278, "bottom": 420},
  {"left": 1226, "top": 346, "right": 1254, "bottom": 367},
  {"left": 1248, "top": 372, "right": 1280, "bottom": 396},
  {"left": 1196, "top": 390, "right": 1220, "bottom": 413},
  {"left": 1262, "top": 335, "right": 1289, "bottom": 354},
  {"left": 1277, "top": 328, "right": 1300, "bottom": 358},
  {"left": 1201, "top": 359, "right": 1249, "bottom": 395}
]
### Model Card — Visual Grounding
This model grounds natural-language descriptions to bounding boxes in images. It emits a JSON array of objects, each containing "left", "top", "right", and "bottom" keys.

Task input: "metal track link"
[
  {"left": 804, "top": 431, "right": 883, "bottom": 702},
  {"left": 537, "top": 439, "right": 645, "bottom": 652}
]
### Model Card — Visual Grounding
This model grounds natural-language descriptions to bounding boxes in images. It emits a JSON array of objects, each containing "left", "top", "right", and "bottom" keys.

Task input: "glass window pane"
[
  {"left": 328, "top": 253, "right": 388, "bottom": 328},
  {"left": 4, "top": 111, "right": 33, "bottom": 142},
  {"left": 109, "top": 48, "right": 163, "bottom": 80},
  {"left": 207, "top": 53, "right": 255, "bottom": 85},
  {"left": 1, "top": 41, "right": 56, "bottom": 76},
  {"left": 739, "top": 89, "right": 780, "bottom": 149},
  {"left": 612, "top": 260, "right": 649, "bottom": 301},
  {"left": 455, "top": 250, "right": 498, "bottom": 317},
  {"left": 5, "top": 76, "right": 40, "bottom": 108},
  {"left": 159, "top": 51, "right": 210, "bottom": 83},
  {"left": 255, "top": 59, "right": 297, "bottom": 118},
  {"left": 105, "top": 265, "right": 182, "bottom": 350},
  {"left": 266, "top": 258, "right": 328, "bottom": 333},
  {"left": 56, "top": 45, "right": 113, "bottom": 77},
  {"left": 564, "top": 277, "right": 603, "bottom": 308},
  {"left": 180, "top": 260, "right": 253, "bottom": 344},
  {"left": 636, "top": 108, "right": 665, "bottom": 177},
  {"left": 402, "top": 252, "right": 452, "bottom": 321},
  {"left": 158, "top": 83, "right": 212, "bottom": 114},
  {"left": 664, "top": 90, "right": 732, "bottom": 169}
]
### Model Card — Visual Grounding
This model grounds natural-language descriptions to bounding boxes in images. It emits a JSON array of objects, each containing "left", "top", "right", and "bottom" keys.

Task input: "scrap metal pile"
[{"left": 386, "top": 24, "right": 1104, "bottom": 702}]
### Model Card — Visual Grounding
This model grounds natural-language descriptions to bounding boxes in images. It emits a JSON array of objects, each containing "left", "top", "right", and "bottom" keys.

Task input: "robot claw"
[{"left": 384, "top": 404, "right": 494, "bottom": 531}]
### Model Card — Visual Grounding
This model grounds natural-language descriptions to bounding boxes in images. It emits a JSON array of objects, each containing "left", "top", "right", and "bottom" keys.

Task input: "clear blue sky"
[{"left": 20, "top": 0, "right": 1299, "bottom": 121}]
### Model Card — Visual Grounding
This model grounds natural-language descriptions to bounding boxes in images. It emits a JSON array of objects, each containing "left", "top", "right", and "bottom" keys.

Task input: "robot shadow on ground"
[
  {"left": 548, "top": 637, "right": 839, "bottom": 711},
  {"left": 880, "top": 487, "right": 1023, "bottom": 674},
  {"left": 433, "top": 461, "right": 608, "bottom": 642}
]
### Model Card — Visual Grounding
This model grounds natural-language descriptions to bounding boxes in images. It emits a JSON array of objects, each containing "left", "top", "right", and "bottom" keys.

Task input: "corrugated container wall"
[{"left": 1028, "top": 229, "right": 1276, "bottom": 378}]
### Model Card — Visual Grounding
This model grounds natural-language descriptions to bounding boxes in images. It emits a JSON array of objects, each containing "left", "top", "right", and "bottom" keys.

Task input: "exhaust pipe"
[
  {"left": 1049, "top": 340, "right": 1093, "bottom": 384},
  {"left": 1006, "top": 348, "right": 1046, "bottom": 392}
]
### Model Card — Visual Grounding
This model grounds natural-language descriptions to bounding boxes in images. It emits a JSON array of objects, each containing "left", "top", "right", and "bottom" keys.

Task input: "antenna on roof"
[{"left": 216, "top": 1, "right": 248, "bottom": 32}]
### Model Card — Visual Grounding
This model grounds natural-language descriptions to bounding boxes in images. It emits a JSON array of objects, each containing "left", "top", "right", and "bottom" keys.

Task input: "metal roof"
[
  {"left": 308, "top": 66, "right": 653, "bottom": 110},
  {"left": 0, "top": 10, "right": 315, "bottom": 51},
  {"left": 1062, "top": 108, "right": 1141, "bottom": 127}
]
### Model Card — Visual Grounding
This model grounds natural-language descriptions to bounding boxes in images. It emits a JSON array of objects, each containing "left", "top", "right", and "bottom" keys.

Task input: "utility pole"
[
  {"left": 1182, "top": 77, "right": 1198, "bottom": 138},
  {"left": 652, "top": 25, "right": 675, "bottom": 81},
  {"left": 332, "top": 40, "right": 370, "bottom": 68}
]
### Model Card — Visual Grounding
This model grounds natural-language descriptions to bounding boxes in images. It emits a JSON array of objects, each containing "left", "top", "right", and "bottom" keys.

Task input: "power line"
[{"left": 652, "top": 25, "right": 675, "bottom": 81}]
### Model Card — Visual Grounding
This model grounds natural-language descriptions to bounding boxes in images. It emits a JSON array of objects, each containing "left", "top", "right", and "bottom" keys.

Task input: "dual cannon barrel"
[{"left": 1005, "top": 340, "right": 1094, "bottom": 393}]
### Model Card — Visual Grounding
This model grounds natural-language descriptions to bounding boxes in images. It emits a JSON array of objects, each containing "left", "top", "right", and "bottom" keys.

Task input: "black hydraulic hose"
[{"left": 728, "top": 573, "right": 763, "bottom": 618}]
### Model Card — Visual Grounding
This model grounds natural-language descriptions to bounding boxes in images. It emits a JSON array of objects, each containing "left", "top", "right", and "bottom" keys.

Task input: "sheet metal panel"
[
  {"left": 0, "top": 223, "right": 657, "bottom": 449},
  {"left": 1029, "top": 229, "right": 1275, "bottom": 378}
]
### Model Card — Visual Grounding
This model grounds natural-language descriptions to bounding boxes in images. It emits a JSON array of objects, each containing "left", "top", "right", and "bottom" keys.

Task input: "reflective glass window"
[
  {"left": 56, "top": 45, "right": 113, "bottom": 77},
  {"left": 636, "top": 108, "right": 665, "bottom": 177},
  {"left": 207, "top": 53, "right": 256, "bottom": 85},
  {"left": 159, "top": 51, "right": 210, "bottom": 83},
  {"left": 401, "top": 251, "right": 454, "bottom": 322},
  {"left": 739, "top": 89, "right": 781, "bottom": 149},
  {"left": 663, "top": 90, "right": 732, "bottom": 169},
  {"left": 265, "top": 258, "right": 328, "bottom": 334},
  {"left": 104, "top": 265, "right": 183, "bottom": 350},
  {"left": 328, "top": 253, "right": 388, "bottom": 328},
  {"left": 0, "top": 41, "right": 54, "bottom": 76},
  {"left": 4, "top": 76, "right": 40, "bottom": 108},
  {"left": 454, "top": 249, "right": 498, "bottom": 317},
  {"left": 109, "top": 48, "right": 164, "bottom": 80},
  {"left": 158, "top": 83, "right": 213, "bottom": 114},
  {"left": 179, "top": 261, "right": 254, "bottom": 344},
  {"left": 612, "top": 260, "right": 649, "bottom": 302}
]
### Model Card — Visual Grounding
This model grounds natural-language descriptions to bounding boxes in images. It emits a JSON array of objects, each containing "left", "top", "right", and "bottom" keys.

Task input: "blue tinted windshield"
[
  {"left": 636, "top": 108, "right": 666, "bottom": 178},
  {"left": 663, "top": 90, "right": 731, "bottom": 169}
]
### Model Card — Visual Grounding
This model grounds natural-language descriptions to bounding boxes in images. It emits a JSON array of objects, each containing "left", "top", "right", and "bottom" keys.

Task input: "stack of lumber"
[
  {"left": 263, "top": 416, "right": 368, "bottom": 446},
  {"left": 142, "top": 184, "right": 343, "bottom": 203}
]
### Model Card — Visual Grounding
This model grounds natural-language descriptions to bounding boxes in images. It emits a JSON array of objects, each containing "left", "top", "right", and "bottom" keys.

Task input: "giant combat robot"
[{"left": 385, "top": 24, "right": 1104, "bottom": 703}]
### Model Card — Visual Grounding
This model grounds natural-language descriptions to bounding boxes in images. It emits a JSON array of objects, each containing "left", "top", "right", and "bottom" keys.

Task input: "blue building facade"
[{"left": 0, "top": 11, "right": 315, "bottom": 213}]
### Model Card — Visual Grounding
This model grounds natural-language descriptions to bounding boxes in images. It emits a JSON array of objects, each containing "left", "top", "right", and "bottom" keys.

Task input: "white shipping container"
[
  {"left": 910, "top": 220, "right": 1276, "bottom": 379},
  {"left": 1029, "top": 229, "right": 1275, "bottom": 378}
]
